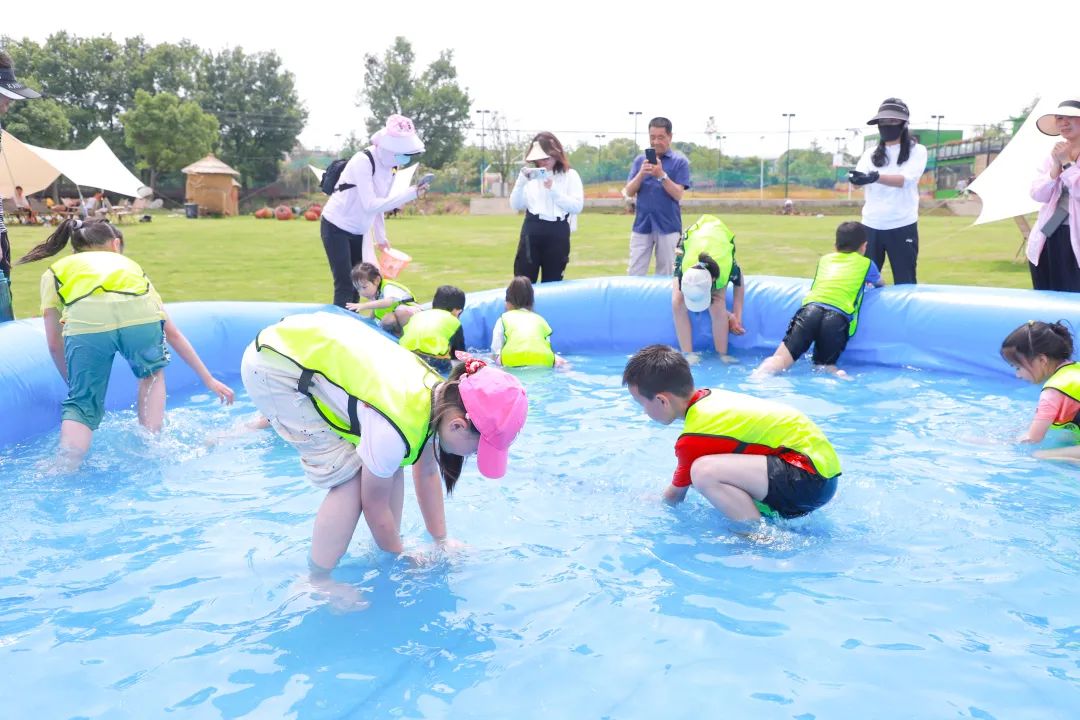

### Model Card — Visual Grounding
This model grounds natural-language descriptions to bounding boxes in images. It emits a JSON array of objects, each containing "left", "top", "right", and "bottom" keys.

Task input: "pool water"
[{"left": 1, "top": 354, "right": 1078, "bottom": 719}]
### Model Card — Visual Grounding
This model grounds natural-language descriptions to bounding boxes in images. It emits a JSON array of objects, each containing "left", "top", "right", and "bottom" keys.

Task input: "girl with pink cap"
[{"left": 241, "top": 311, "right": 528, "bottom": 578}]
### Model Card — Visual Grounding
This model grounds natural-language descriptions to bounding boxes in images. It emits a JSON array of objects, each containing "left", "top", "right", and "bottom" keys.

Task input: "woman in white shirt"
[
  {"left": 320, "top": 114, "right": 430, "bottom": 307},
  {"left": 509, "top": 132, "right": 584, "bottom": 282},
  {"left": 849, "top": 98, "right": 927, "bottom": 285}
]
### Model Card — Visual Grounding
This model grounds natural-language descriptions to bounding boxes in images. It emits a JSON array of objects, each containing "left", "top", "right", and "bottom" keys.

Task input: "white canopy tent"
[
  {"left": 968, "top": 94, "right": 1060, "bottom": 226},
  {"left": 0, "top": 130, "right": 149, "bottom": 199}
]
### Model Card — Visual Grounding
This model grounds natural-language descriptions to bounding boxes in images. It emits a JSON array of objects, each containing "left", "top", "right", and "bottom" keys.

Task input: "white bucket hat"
[
  {"left": 371, "top": 114, "right": 425, "bottom": 154},
  {"left": 681, "top": 266, "right": 714, "bottom": 313},
  {"left": 1036, "top": 99, "right": 1080, "bottom": 136}
]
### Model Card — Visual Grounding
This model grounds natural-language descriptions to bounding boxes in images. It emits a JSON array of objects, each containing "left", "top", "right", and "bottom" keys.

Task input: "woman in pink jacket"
[{"left": 1029, "top": 99, "right": 1080, "bottom": 292}]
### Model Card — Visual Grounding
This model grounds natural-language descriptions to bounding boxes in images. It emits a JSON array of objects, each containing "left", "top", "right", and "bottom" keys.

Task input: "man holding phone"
[{"left": 623, "top": 117, "right": 692, "bottom": 276}]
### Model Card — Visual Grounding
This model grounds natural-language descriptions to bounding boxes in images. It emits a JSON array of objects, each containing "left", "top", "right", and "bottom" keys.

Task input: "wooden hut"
[{"left": 182, "top": 154, "right": 240, "bottom": 216}]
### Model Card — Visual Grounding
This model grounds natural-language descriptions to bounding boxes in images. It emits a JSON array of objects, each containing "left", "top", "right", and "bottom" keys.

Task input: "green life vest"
[
  {"left": 680, "top": 214, "right": 735, "bottom": 289},
  {"left": 50, "top": 251, "right": 150, "bottom": 306},
  {"left": 399, "top": 308, "right": 461, "bottom": 358},
  {"left": 802, "top": 252, "right": 872, "bottom": 336},
  {"left": 682, "top": 389, "right": 842, "bottom": 481},
  {"left": 1043, "top": 362, "right": 1080, "bottom": 438},
  {"left": 255, "top": 311, "right": 441, "bottom": 465},
  {"left": 372, "top": 279, "right": 415, "bottom": 321},
  {"left": 500, "top": 309, "right": 555, "bottom": 367}
]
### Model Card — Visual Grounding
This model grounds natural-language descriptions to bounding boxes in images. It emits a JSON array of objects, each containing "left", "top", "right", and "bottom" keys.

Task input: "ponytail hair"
[
  {"left": 430, "top": 359, "right": 486, "bottom": 494},
  {"left": 1001, "top": 320, "right": 1074, "bottom": 370},
  {"left": 696, "top": 252, "right": 721, "bottom": 282},
  {"left": 17, "top": 219, "right": 121, "bottom": 265}
]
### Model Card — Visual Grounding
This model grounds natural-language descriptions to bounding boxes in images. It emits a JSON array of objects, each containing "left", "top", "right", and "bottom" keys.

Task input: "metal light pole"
[
  {"left": 476, "top": 108, "right": 492, "bottom": 194},
  {"left": 594, "top": 134, "right": 606, "bottom": 182},
  {"left": 718, "top": 135, "right": 727, "bottom": 191},
  {"left": 628, "top": 111, "right": 642, "bottom": 148},
  {"left": 931, "top": 114, "right": 945, "bottom": 195},
  {"left": 833, "top": 135, "right": 844, "bottom": 190},
  {"left": 845, "top": 128, "right": 861, "bottom": 200},
  {"left": 782, "top": 113, "right": 795, "bottom": 199},
  {"left": 759, "top": 135, "right": 765, "bottom": 201}
]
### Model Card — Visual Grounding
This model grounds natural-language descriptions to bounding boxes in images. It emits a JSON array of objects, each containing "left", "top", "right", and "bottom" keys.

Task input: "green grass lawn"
[{"left": 4, "top": 211, "right": 1032, "bottom": 320}]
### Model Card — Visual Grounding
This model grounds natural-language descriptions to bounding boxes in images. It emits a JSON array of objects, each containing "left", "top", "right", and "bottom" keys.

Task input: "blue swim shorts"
[{"left": 62, "top": 321, "right": 170, "bottom": 429}]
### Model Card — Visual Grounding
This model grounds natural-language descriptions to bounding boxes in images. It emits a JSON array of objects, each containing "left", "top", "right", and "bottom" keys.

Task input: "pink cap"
[
  {"left": 371, "top": 114, "right": 425, "bottom": 154},
  {"left": 459, "top": 363, "right": 528, "bottom": 479}
]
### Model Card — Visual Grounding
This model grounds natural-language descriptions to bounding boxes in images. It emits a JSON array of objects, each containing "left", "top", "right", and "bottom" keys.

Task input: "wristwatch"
[
  {"left": 659, "top": 173, "right": 669, "bottom": 183},
  {"left": 1063, "top": 162, "right": 1074, "bottom": 171}
]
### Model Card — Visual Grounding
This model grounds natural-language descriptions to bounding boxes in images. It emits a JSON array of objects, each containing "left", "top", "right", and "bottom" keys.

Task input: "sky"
[{"left": 6, "top": 1, "right": 1072, "bottom": 160}]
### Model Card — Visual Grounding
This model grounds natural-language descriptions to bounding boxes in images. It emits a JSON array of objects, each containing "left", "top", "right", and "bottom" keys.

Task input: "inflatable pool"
[
  {"left": 3, "top": 276, "right": 1079, "bottom": 718},
  {"left": 2, "top": 275, "right": 1078, "bottom": 448}
]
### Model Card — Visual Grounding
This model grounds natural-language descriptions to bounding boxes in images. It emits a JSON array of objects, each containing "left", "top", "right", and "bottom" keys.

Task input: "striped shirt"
[{"left": 0, "top": 119, "right": 8, "bottom": 280}]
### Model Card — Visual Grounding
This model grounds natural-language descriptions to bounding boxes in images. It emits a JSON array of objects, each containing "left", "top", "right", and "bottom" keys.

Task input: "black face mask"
[{"left": 879, "top": 124, "right": 905, "bottom": 142}]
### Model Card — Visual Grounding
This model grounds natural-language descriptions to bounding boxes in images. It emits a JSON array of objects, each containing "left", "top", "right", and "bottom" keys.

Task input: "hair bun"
[{"left": 463, "top": 358, "right": 487, "bottom": 375}]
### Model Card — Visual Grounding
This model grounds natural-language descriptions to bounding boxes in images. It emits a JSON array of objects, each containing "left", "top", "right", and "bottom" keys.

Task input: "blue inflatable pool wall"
[{"left": 2, "top": 276, "right": 1079, "bottom": 448}]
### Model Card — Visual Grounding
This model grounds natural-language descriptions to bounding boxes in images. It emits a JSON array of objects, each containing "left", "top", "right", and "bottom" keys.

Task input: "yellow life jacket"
[
  {"left": 500, "top": 309, "right": 555, "bottom": 367},
  {"left": 399, "top": 308, "right": 461, "bottom": 358},
  {"left": 372, "top": 279, "right": 415, "bottom": 320},
  {"left": 50, "top": 251, "right": 150, "bottom": 306},
  {"left": 1043, "top": 362, "right": 1080, "bottom": 439},
  {"left": 803, "top": 252, "right": 872, "bottom": 336},
  {"left": 255, "top": 312, "right": 441, "bottom": 465},
  {"left": 680, "top": 215, "right": 735, "bottom": 288},
  {"left": 682, "top": 389, "right": 842, "bottom": 480}
]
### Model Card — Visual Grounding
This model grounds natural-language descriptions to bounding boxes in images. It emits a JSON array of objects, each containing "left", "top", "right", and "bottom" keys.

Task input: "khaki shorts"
[{"left": 240, "top": 342, "right": 361, "bottom": 489}]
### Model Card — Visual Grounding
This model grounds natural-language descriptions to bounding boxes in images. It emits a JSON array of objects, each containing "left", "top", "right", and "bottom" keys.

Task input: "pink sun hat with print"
[
  {"left": 371, "top": 114, "right": 425, "bottom": 155},
  {"left": 458, "top": 361, "right": 528, "bottom": 479}
]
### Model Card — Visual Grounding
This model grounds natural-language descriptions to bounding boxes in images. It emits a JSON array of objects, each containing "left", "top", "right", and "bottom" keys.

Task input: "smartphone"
[{"left": 645, "top": 148, "right": 657, "bottom": 165}]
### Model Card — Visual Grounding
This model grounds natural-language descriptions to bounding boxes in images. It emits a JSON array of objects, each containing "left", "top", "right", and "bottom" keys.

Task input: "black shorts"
[
  {"left": 781, "top": 304, "right": 851, "bottom": 366},
  {"left": 762, "top": 455, "right": 837, "bottom": 518}
]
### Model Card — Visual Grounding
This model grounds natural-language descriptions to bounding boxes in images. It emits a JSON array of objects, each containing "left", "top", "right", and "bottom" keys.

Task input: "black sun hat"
[
  {"left": 867, "top": 98, "right": 909, "bottom": 125},
  {"left": 0, "top": 65, "right": 41, "bottom": 100}
]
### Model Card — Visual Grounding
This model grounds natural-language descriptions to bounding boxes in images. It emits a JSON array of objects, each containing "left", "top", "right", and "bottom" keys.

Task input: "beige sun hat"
[
  {"left": 525, "top": 141, "right": 550, "bottom": 162},
  {"left": 1036, "top": 99, "right": 1080, "bottom": 136}
]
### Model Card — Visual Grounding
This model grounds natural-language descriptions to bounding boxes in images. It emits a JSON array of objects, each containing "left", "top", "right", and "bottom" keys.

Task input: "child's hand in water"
[
  {"left": 728, "top": 315, "right": 746, "bottom": 335},
  {"left": 720, "top": 354, "right": 739, "bottom": 365},
  {"left": 207, "top": 378, "right": 235, "bottom": 404}
]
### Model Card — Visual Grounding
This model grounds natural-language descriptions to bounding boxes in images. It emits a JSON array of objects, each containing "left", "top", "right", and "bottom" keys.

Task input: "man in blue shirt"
[{"left": 623, "top": 117, "right": 692, "bottom": 276}]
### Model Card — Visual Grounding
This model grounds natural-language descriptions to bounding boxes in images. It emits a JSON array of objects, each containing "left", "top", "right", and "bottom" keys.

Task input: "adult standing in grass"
[
  {"left": 623, "top": 117, "right": 691, "bottom": 276},
  {"left": 849, "top": 98, "right": 927, "bottom": 285},
  {"left": 509, "top": 132, "right": 584, "bottom": 283},
  {"left": 0, "top": 50, "right": 42, "bottom": 321},
  {"left": 1028, "top": 99, "right": 1080, "bottom": 292},
  {"left": 320, "top": 115, "right": 431, "bottom": 307}
]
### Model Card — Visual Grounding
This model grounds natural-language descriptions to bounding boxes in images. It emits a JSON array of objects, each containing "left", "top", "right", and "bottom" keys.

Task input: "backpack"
[{"left": 320, "top": 149, "right": 375, "bottom": 195}]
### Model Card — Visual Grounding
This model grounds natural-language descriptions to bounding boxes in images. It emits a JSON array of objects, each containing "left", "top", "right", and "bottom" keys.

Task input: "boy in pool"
[
  {"left": 623, "top": 344, "right": 841, "bottom": 521},
  {"left": 399, "top": 285, "right": 467, "bottom": 375},
  {"left": 753, "top": 221, "right": 883, "bottom": 378}
]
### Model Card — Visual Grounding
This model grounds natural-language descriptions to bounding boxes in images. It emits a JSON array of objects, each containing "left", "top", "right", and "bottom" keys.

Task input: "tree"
[
  {"left": 361, "top": 37, "right": 471, "bottom": 170},
  {"left": 1, "top": 98, "right": 71, "bottom": 148},
  {"left": 196, "top": 48, "right": 308, "bottom": 186},
  {"left": 122, "top": 89, "right": 219, "bottom": 191},
  {"left": 3, "top": 33, "right": 132, "bottom": 155},
  {"left": 484, "top": 113, "right": 527, "bottom": 196}
]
